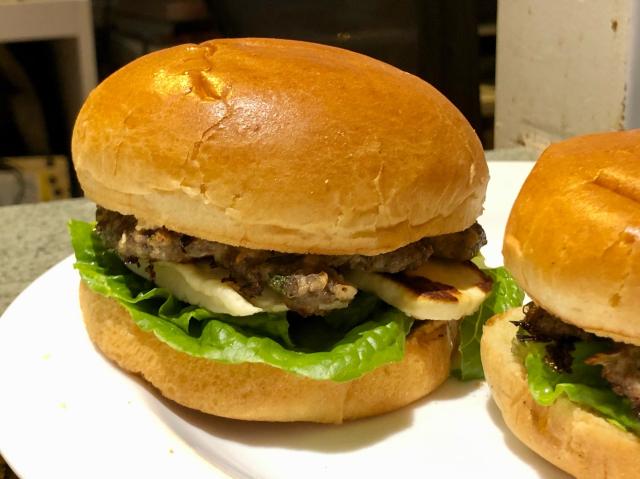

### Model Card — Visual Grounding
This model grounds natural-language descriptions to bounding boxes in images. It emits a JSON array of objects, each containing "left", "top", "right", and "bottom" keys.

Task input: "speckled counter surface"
[{"left": 0, "top": 198, "right": 94, "bottom": 316}]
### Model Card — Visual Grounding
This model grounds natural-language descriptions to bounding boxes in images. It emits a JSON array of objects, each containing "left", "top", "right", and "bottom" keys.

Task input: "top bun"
[
  {"left": 72, "top": 38, "right": 487, "bottom": 255},
  {"left": 504, "top": 130, "right": 640, "bottom": 345}
]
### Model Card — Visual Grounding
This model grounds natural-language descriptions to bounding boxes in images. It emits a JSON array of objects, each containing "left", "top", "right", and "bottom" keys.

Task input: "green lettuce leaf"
[
  {"left": 453, "top": 259, "right": 525, "bottom": 380},
  {"left": 522, "top": 340, "right": 640, "bottom": 435},
  {"left": 69, "top": 220, "right": 413, "bottom": 382}
]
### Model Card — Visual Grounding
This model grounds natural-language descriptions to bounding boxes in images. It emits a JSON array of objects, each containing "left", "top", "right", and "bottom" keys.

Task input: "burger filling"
[
  {"left": 95, "top": 206, "right": 487, "bottom": 316},
  {"left": 70, "top": 217, "right": 521, "bottom": 382},
  {"left": 514, "top": 302, "right": 640, "bottom": 434}
]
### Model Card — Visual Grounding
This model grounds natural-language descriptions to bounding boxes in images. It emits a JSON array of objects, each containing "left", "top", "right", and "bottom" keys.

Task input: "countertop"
[
  {"left": 0, "top": 147, "right": 538, "bottom": 478},
  {"left": 0, "top": 198, "right": 94, "bottom": 315}
]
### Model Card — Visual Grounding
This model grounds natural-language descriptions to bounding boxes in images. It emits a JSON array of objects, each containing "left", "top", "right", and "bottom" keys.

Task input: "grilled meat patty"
[
  {"left": 517, "top": 302, "right": 596, "bottom": 343},
  {"left": 587, "top": 346, "right": 640, "bottom": 413},
  {"left": 516, "top": 302, "right": 640, "bottom": 414},
  {"left": 96, "top": 207, "right": 486, "bottom": 315}
]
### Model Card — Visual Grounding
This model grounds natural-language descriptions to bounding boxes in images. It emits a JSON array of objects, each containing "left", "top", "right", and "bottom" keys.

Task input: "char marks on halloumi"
[{"left": 346, "top": 259, "right": 492, "bottom": 321}]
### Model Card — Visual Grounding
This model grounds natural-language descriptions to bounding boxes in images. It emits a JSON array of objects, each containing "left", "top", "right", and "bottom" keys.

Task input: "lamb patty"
[
  {"left": 516, "top": 302, "right": 640, "bottom": 414},
  {"left": 96, "top": 207, "right": 486, "bottom": 315},
  {"left": 516, "top": 302, "right": 595, "bottom": 343},
  {"left": 587, "top": 346, "right": 640, "bottom": 413}
]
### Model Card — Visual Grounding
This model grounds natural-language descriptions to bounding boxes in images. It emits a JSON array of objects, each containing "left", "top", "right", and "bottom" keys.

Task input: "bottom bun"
[
  {"left": 79, "top": 282, "right": 455, "bottom": 423},
  {"left": 481, "top": 309, "right": 640, "bottom": 478}
]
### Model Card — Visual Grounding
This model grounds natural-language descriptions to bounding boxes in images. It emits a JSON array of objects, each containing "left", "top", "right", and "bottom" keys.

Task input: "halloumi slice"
[
  {"left": 127, "top": 260, "right": 288, "bottom": 316},
  {"left": 345, "top": 259, "right": 492, "bottom": 321}
]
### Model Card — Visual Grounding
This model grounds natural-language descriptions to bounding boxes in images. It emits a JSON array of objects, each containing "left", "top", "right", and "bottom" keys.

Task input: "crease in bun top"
[
  {"left": 69, "top": 38, "right": 512, "bottom": 423},
  {"left": 482, "top": 129, "right": 640, "bottom": 477}
]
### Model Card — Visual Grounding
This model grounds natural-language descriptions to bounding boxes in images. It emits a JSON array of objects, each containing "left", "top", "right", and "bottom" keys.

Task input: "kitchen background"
[{"left": 0, "top": 0, "right": 498, "bottom": 206}]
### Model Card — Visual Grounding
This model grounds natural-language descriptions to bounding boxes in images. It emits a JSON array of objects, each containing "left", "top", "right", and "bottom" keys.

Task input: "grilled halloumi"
[
  {"left": 346, "top": 259, "right": 492, "bottom": 321},
  {"left": 127, "top": 260, "right": 288, "bottom": 316},
  {"left": 127, "top": 257, "right": 491, "bottom": 321}
]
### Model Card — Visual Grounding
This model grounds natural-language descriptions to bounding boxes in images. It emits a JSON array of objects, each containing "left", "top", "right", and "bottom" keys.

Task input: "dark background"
[{"left": 0, "top": 0, "right": 497, "bottom": 202}]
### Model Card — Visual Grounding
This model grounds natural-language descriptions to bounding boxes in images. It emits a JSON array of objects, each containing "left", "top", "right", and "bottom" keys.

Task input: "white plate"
[{"left": 0, "top": 161, "right": 570, "bottom": 479}]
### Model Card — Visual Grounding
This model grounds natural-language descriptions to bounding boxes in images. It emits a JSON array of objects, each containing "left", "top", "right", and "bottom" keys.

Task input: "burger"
[
  {"left": 481, "top": 130, "right": 640, "bottom": 476},
  {"left": 70, "top": 38, "right": 503, "bottom": 424}
]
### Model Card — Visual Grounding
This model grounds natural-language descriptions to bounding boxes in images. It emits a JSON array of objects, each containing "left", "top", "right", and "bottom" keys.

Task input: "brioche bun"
[
  {"left": 79, "top": 282, "right": 455, "bottom": 423},
  {"left": 72, "top": 37, "right": 487, "bottom": 255},
  {"left": 503, "top": 130, "right": 640, "bottom": 345},
  {"left": 481, "top": 309, "right": 640, "bottom": 479}
]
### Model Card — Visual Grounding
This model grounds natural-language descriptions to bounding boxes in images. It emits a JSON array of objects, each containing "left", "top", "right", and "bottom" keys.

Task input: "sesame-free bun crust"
[
  {"left": 72, "top": 38, "right": 487, "bottom": 255},
  {"left": 482, "top": 309, "right": 640, "bottom": 478},
  {"left": 79, "top": 282, "right": 455, "bottom": 423},
  {"left": 503, "top": 130, "right": 640, "bottom": 345}
]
